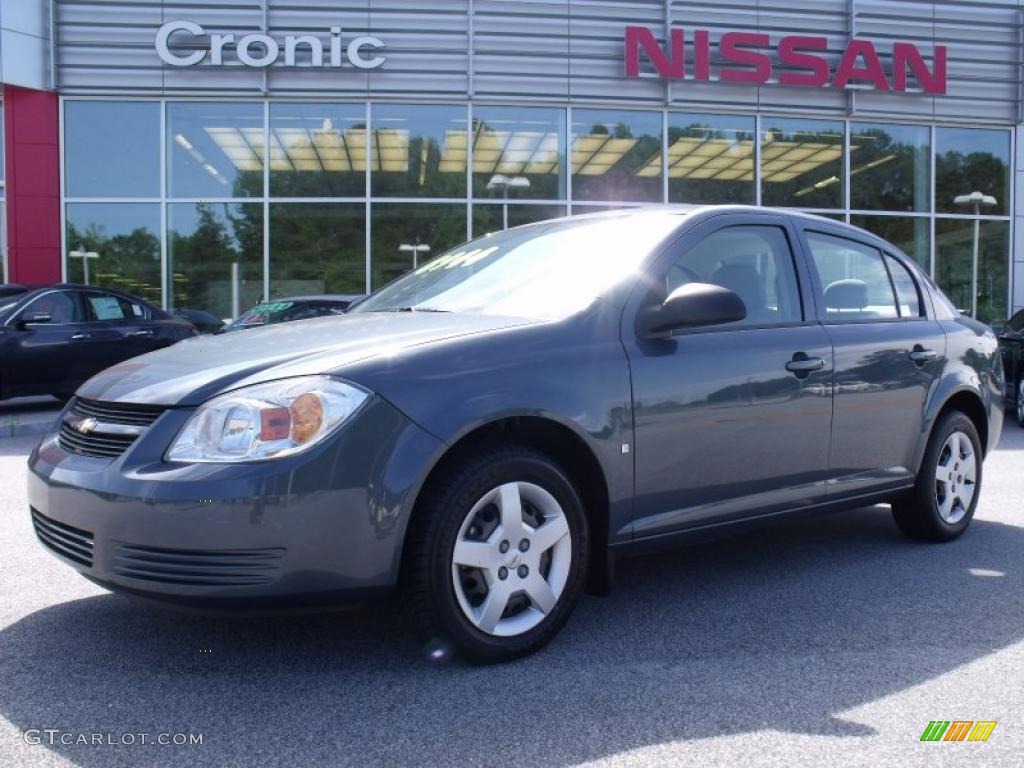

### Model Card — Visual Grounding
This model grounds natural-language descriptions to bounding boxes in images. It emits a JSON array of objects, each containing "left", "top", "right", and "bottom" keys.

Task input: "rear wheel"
[
  {"left": 1016, "top": 379, "right": 1024, "bottom": 427},
  {"left": 892, "top": 411, "right": 981, "bottom": 542},
  {"left": 403, "top": 445, "right": 588, "bottom": 662}
]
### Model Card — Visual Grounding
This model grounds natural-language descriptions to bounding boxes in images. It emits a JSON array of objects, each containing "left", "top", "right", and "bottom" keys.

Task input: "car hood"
[{"left": 78, "top": 312, "right": 536, "bottom": 406}]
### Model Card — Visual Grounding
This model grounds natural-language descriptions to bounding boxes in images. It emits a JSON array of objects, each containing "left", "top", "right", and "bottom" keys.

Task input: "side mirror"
[
  {"left": 18, "top": 312, "right": 52, "bottom": 329},
  {"left": 637, "top": 282, "right": 747, "bottom": 338}
]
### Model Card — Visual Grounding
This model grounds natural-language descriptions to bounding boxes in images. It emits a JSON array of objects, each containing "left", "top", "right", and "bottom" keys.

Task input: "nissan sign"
[
  {"left": 155, "top": 20, "right": 386, "bottom": 69},
  {"left": 625, "top": 26, "right": 947, "bottom": 94}
]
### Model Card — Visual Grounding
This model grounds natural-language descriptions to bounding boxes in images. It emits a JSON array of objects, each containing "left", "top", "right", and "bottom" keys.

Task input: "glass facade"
[{"left": 60, "top": 101, "right": 1013, "bottom": 325}]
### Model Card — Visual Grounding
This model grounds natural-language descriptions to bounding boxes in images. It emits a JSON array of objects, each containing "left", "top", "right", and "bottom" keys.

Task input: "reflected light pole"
[
  {"left": 68, "top": 244, "right": 100, "bottom": 285},
  {"left": 953, "top": 191, "right": 997, "bottom": 319},
  {"left": 399, "top": 238, "right": 431, "bottom": 269},
  {"left": 486, "top": 174, "right": 531, "bottom": 230}
]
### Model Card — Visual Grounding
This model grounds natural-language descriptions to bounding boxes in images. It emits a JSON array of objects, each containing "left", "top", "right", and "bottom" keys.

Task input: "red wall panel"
[{"left": 4, "top": 85, "right": 61, "bottom": 285}]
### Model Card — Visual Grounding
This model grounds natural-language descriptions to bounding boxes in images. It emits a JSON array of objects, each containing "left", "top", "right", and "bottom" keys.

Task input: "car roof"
[
  {"left": 259, "top": 295, "right": 363, "bottom": 303},
  {"left": 6, "top": 283, "right": 161, "bottom": 308}
]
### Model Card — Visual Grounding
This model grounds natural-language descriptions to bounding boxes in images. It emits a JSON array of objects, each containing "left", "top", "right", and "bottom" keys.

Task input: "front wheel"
[
  {"left": 891, "top": 411, "right": 982, "bottom": 542},
  {"left": 402, "top": 445, "right": 588, "bottom": 662},
  {"left": 1016, "top": 379, "right": 1024, "bottom": 427}
]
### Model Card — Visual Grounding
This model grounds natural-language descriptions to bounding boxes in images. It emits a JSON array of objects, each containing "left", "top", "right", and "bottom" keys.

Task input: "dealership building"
[{"left": 1, "top": 0, "right": 1023, "bottom": 322}]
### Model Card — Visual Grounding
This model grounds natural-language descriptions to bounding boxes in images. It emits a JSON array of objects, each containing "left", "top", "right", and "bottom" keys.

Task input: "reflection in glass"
[
  {"left": 472, "top": 204, "right": 566, "bottom": 237},
  {"left": 168, "top": 203, "right": 263, "bottom": 320},
  {"left": 935, "top": 218, "right": 1009, "bottom": 324},
  {"left": 167, "top": 103, "right": 263, "bottom": 198},
  {"left": 269, "top": 103, "right": 366, "bottom": 197},
  {"left": 850, "top": 123, "right": 929, "bottom": 212},
  {"left": 850, "top": 215, "right": 930, "bottom": 269},
  {"left": 664, "top": 113, "right": 755, "bottom": 204},
  {"left": 936, "top": 128, "right": 1010, "bottom": 215},
  {"left": 571, "top": 110, "right": 662, "bottom": 202},
  {"left": 270, "top": 204, "right": 366, "bottom": 297},
  {"left": 760, "top": 118, "right": 844, "bottom": 209},
  {"left": 370, "top": 104, "right": 467, "bottom": 198},
  {"left": 472, "top": 107, "right": 565, "bottom": 200},
  {"left": 370, "top": 204, "right": 466, "bottom": 289},
  {"left": 65, "top": 203, "right": 161, "bottom": 305},
  {"left": 65, "top": 102, "right": 160, "bottom": 197}
]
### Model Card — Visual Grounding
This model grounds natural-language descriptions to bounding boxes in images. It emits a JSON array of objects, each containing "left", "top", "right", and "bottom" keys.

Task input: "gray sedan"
[{"left": 28, "top": 206, "right": 1004, "bottom": 662}]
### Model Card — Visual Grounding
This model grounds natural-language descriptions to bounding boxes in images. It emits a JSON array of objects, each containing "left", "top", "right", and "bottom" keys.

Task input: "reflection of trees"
[
  {"left": 472, "top": 117, "right": 562, "bottom": 199},
  {"left": 369, "top": 205, "right": 466, "bottom": 290},
  {"left": 572, "top": 121, "right": 662, "bottom": 202},
  {"left": 850, "top": 128, "right": 927, "bottom": 212},
  {"left": 269, "top": 205, "right": 365, "bottom": 296},
  {"left": 65, "top": 221, "right": 161, "bottom": 305},
  {"left": 667, "top": 122, "right": 755, "bottom": 205},
  {"left": 936, "top": 151, "right": 1007, "bottom": 213}
]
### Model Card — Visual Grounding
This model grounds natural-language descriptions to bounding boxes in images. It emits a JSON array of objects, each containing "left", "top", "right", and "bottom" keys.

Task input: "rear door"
[
  {"left": 624, "top": 213, "right": 834, "bottom": 537},
  {"left": 81, "top": 290, "right": 158, "bottom": 370},
  {"left": 3, "top": 290, "right": 91, "bottom": 396},
  {"left": 799, "top": 228, "right": 946, "bottom": 497}
]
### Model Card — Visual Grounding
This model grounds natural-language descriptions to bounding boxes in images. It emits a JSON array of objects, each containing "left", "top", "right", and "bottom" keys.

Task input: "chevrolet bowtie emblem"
[{"left": 75, "top": 417, "right": 98, "bottom": 434}]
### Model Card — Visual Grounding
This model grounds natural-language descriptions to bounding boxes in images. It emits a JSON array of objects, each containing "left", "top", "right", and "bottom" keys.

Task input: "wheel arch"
[
  {"left": 919, "top": 387, "right": 990, "bottom": 471},
  {"left": 398, "top": 414, "right": 613, "bottom": 595}
]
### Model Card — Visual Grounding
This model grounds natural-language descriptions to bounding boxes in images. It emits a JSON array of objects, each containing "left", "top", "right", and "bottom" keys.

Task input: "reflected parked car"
[
  {"left": 28, "top": 208, "right": 1003, "bottom": 662},
  {"left": 173, "top": 308, "right": 225, "bottom": 335},
  {"left": 220, "top": 295, "right": 362, "bottom": 333},
  {"left": 0, "top": 284, "right": 197, "bottom": 401},
  {"left": 998, "top": 308, "right": 1024, "bottom": 426}
]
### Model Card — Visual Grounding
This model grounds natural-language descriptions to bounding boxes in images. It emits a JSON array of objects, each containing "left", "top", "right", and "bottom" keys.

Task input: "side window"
[
  {"left": 663, "top": 225, "right": 803, "bottom": 328},
  {"left": 84, "top": 292, "right": 138, "bottom": 321},
  {"left": 17, "top": 292, "right": 83, "bottom": 324},
  {"left": 805, "top": 232, "right": 898, "bottom": 322},
  {"left": 884, "top": 254, "right": 923, "bottom": 319}
]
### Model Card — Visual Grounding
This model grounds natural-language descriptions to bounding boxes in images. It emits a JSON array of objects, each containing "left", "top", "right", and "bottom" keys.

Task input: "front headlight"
[{"left": 167, "top": 376, "right": 369, "bottom": 463}]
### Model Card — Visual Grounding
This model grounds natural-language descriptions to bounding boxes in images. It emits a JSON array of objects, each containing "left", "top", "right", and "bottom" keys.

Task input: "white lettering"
[
  {"left": 236, "top": 33, "right": 280, "bottom": 67},
  {"left": 348, "top": 36, "right": 386, "bottom": 69},
  {"left": 210, "top": 33, "right": 234, "bottom": 66},
  {"left": 285, "top": 34, "right": 324, "bottom": 66},
  {"left": 155, "top": 20, "right": 206, "bottom": 67}
]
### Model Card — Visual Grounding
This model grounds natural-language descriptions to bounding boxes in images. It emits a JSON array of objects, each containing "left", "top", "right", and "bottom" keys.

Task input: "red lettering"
[
  {"left": 834, "top": 39, "right": 890, "bottom": 91},
  {"left": 694, "top": 29, "right": 711, "bottom": 80},
  {"left": 719, "top": 32, "right": 772, "bottom": 84},
  {"left": 778, "top": 35, "right": 829, "bottom": 87},
  {"left": 625, "top": 26, "right": 684, "bottom": 79},
  {"left": 893, "top": 42, "right": 947, "bottom": 94}
]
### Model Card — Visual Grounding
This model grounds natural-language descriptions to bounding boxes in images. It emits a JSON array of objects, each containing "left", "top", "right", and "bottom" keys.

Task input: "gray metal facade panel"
[{"left": 54, "top": 0, "right": 1024, "bottom": 124}]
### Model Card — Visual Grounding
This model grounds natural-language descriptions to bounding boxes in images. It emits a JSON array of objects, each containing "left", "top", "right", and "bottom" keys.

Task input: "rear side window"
[
  {"left": 84, "top": 291, "right": 145, "bottom": 321},
  {"left": 884, "top": 255, "right": 923, "bottom": 318},
  {"left": 805, "top": 232, "right": 898, "bottom": 322}
]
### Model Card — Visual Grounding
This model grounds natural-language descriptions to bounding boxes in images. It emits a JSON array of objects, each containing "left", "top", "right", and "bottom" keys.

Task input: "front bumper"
[{"left": 27, "top": 396, "right": 444, "bottom": 609}]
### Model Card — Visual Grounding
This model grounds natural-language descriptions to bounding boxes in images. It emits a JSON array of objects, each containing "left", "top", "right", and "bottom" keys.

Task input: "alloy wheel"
[
  {"left": 451, "top": 481, "right": 572, "bottom": 637},
  {"left": 1017, "top": 380, "right": 1024, "bottom": 426},
  {"left": 934, "top": 430, "right": 976, "bottom": 525}
]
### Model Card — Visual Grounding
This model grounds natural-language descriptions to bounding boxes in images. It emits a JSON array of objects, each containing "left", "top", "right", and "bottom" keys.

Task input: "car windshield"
[
  {"left": 352, "top": 213, "right": 686, "bottom": 320},
  {"left": 223, "top": 300, "right": 342, "bottom": 331}
]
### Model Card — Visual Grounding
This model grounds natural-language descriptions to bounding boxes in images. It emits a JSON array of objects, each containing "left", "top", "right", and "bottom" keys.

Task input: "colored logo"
[{"left": 920, "top": 721, "right": 997, "bottom": 742}]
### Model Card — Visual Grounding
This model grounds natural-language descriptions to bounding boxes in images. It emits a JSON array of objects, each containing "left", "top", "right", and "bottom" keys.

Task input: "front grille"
[
  {"left": 57, "top": 398, "right": 168, "bottom": 459},
  {"left": 32, "top": 507, "right": 94, "bottom": 567},
  {"left": 112, "top": 544, "right": 285, "bottom": 587},
  {"left": 73, "top": 397, "right": 167, "bottom": 427}
]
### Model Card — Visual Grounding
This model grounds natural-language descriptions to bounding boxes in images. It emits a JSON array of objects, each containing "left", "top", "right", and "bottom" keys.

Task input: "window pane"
[
  {"left": 473, "top": 107, "right": 565, "bottom": 200},
  {"left": 935, "top": 128, "right": 1010, "bottom": 215},
  {"left": 666, "top": 113, "right": 755, "bottom": 204},
  {"left": 370, "top": 203, "right": 467, "bottom": 289},
  {"left": 850, "top": 215, "right": 930, "bottom": 270},
  {"left": 664, "top": 226, "right": 802, "bottom": 327},
  {"left": 269, "top": 103, "right": 366, "bottom": 197},
  {"left": 65, "top": 203, "right": 161, "bottom": 305},
  {"left": 571, "top": 110, "right": 662, "bottom": 202},
  {"left": 935, "top": 218, "right": 1009, "bottom": 324},
  {"left": 760, "top": 118, "right": 844, "bottom": 209},
  {"left": 168, "top": 203, "right": 263, "bottom": 319},
  {"left": 269, "top": 203, "right": 366, "bottom": 297},
  {"left": 885, "top": 255, "right": 923, "bottom": 318},
  {"left": 20, "top": 292, "right": 83, "bottom": 323},
  {"left": 370, "top": 104, "right": 467, "bottom": 198},
  {"left": 167, "top": 102, "right": 263, "bottom": 198},
  {"left": 806, "top": 232, "right": 898, "bottom": 321},
  {"left": 472, "top": 204, "right": 565, "bottom": 237},
  {"left": 84, "top": 291, "right": 136, "bottom": 321},
  {"left": 65, "top": 101, "right": 160, "bottom": 197},
  {"left": 850, "top": 123, "right": 929, "bottom": 212}
]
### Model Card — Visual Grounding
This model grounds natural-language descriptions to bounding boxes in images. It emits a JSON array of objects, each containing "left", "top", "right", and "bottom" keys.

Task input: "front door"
[
  {"left": 800, "top": 227, "right": 946, "bottom": 497},
  {"left": 624, "top": 215, "right": 834, "bottom": 539},
  {"left": 5, "top": 291, "right": 92, "bottom": 396}
]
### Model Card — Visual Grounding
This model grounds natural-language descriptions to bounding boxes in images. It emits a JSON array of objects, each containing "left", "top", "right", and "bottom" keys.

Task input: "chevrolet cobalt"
[{"left": 28, "top": 207, "right": 1004, "bottom": 661}]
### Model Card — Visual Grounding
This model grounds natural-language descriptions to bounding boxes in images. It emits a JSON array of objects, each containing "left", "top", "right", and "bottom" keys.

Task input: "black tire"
[
  {"left": 402, "top": 444, "right": 589, "bottom": 663},
  {"left": 891, "top": 411, "right": 982, "bottom": 542},
  {"left": 1015, "top": 378, "right": 1024, "bottom": 428}
]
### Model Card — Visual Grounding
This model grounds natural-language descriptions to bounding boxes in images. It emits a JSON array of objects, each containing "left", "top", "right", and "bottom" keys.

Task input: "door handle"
[
  {"left": 70, "top": 332, "right": 91, "bottom": 341},
  {"left": 131, "top": 329, "right": 154, "bottom": 337},
  {"left": 786, "top": 354, "right": 826, "bottom": 375},
  {"left": 909, "top": 346, "right": 937, "bottom": 365}
]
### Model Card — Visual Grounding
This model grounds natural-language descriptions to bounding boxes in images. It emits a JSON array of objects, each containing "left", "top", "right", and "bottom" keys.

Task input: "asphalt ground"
[{"left": 0, "top": 427, "right": 1021, "bottom": 767}]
